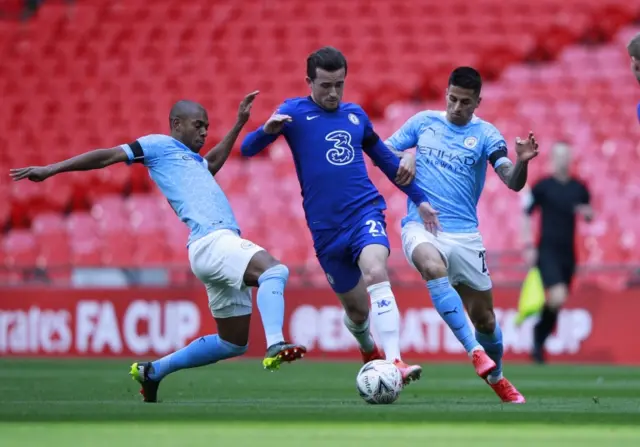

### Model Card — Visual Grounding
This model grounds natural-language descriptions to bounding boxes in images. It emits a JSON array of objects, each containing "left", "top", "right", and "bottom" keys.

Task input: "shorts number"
[
  {"left": 478, "top": 250, "right": 488, "bottom": 274},
  {"left": 366, "top": 220, "right": 387, "bottom": 237}
]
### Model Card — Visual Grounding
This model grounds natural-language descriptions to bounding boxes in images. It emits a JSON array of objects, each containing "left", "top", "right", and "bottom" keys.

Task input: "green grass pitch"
[{"left": 1, "top": 359, "right": 639, "bottom": 446}]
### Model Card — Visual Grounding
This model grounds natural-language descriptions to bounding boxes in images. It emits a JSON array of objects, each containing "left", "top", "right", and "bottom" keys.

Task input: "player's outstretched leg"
[
  {"left": 458, "top": 285, "right": 526, "bottom": 404},
  {"left": 130, "top": 331, "right": 248, "bottom": 403},
  {"left": 409, "top": 241, "right": 496, "bottom": 378},
  {"left": 358, "top": 244, "right": 422, "bottom": 385},
  {"left": 243, "top": 250, "right": 306, "bottom": 371}
]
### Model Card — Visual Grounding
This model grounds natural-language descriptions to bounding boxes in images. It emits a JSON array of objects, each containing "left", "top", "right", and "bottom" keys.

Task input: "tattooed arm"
[
  {"left": 493, "top": 131, "right": 539, "bottom": 192},
  {"left": 495, "top": 159, "right": 530, "bottom": 192}
]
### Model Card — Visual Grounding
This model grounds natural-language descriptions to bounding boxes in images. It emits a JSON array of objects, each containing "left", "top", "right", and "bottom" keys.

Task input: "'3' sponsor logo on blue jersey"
[{"left": 325, "top": 130, "right": 355, "bottom": 166}]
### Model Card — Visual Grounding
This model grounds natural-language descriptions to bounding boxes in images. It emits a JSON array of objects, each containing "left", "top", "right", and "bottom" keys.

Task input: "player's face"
[
  {"left": 445, "top": 85, "right": 480, "bottom": 126},
  {"left": 176, "top": 111, "right": 209, "bottom": 152},
  {"left": 307, "top": 67, "right": 345, "bottom": 111}
]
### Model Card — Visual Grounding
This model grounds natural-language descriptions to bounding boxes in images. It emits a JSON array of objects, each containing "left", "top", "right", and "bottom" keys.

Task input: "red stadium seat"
[
  {"left": 132, "top": 230, "right": 171, "bottom": 267},
  {"left": 2, "top": 230, "right": 38, "bottom": 269},
  {"left": 31, "top": 212, "right": 67, "bottom": 236},
  {"left": 35, "top": 231, "right": 72, "bottom": 283},
  {"left": 1, "top": 1, "right": 638, "bottom": 286}
]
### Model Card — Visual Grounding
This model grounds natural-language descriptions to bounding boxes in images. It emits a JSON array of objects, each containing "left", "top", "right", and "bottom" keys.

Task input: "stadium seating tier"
[{"left": 1, "top": 0, "right": 639, "bottom": 289}]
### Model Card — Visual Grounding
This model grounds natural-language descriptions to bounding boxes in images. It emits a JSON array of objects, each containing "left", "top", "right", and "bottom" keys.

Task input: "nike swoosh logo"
[{"left": 306, "top": 116, "right": 319, "bottom": 120}]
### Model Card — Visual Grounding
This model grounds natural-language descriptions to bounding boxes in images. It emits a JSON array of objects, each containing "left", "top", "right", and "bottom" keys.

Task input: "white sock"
[
  {"left": 367, "top": 281, "right": 401, "bottom": 361},
  {"left": 343, "top": 314, "right": 375, "bottom": 353}
]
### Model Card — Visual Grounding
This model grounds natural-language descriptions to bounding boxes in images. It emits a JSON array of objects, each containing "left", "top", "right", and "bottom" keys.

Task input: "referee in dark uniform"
[
  {"left": 522, "top": 141, "right": 593, "bottom": 364},
  {"left": 628, "top": 32, "right": 640, "bottom": 118}
]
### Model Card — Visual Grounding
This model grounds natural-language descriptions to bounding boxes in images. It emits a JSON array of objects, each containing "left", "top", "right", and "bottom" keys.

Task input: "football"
[{"left": 356, "top": 359, "right": 403, "bottom": 404}]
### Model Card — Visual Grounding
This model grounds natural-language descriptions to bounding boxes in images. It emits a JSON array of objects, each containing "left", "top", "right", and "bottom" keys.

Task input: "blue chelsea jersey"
[{"left": 272, "top": 97, "right": 387, "bottom": 230}]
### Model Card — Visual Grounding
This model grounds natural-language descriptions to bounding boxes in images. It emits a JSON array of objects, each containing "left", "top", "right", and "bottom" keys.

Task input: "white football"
[{"left": 356, "top": 359, "right": 403, "bottom": 404}]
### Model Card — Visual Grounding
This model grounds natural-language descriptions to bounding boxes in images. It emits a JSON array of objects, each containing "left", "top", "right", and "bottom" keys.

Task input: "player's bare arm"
[
  {"left": 10, "top": 147, "right": 129, "bottom": 182},
  {"left": 386, "top": 144, "right": 416, "bottom": 186},
  {"left": 204, "top": 91, "right": 259, "bottom": 176},
  {"left": 495, "top": 132, "right": 539, "bottom": 192},
  {"left": 496, "top": 160, "right": 529, "bottom": 192}
]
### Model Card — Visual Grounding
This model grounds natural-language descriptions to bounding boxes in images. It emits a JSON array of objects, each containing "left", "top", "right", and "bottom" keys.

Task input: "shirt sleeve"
[
  {"left": 240, "top": 101, "right": 292, "bottom": 157},
  {"left": 524, "top": 181, "right": 543, "bottom": 215},
  {"left": 384, "top": 112, "right": 424, "bottom": 151},
  {"left": 119, "top": 135, "right": 163, "bottom": 166},
  {"left": 361, "top": 113, "right": 429, "bottom": 206},
  {"left": 579, "top": 182, "right": 591, "bottom": 204},
  {"left": 484, "top": 123, "right": 510, "bottom": 170}
]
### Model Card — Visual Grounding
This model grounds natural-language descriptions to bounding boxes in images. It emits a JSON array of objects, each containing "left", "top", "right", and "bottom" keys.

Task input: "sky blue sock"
[
  {"left": 257, "top": 264, "right": 287, "bottom": 348},
  {"left": 148, "top": 334, "right": 246, "bottom": 381},
  {"left": 476, "top": 322, "right": 503, "bottom": 380},
  {"left": 427, "top": 277, "right": 480, "bottom": 353}
]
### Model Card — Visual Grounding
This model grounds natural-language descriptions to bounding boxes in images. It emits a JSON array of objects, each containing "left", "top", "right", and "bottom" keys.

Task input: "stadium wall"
[{"left": 0, "top": 287, "right": 638, "bottom": 365}]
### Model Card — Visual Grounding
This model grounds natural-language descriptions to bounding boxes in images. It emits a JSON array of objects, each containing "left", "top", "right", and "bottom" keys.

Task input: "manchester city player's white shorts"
[
  {"left": 401, "top": 221, "right": 492, "bottom": 291},
  {"left": 188, "top": 229, "right": 264, "bottom": 318}
]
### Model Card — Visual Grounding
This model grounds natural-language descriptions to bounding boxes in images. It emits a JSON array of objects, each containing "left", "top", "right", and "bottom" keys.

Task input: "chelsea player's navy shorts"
[{"left": 313, "top": 208, "right": 390, "bottom": 294}]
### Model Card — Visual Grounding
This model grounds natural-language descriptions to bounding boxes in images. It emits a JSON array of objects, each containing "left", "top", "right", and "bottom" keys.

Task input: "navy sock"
[{"left": 476, "top": 322, "right": 504, "bottom": 381}]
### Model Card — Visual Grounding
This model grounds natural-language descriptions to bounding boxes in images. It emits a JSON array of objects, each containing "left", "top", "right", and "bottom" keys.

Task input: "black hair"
[
  {"left": 169, "top": 100, "right": 205, "bottom": 129},
  {"left": 628, "top": 32, "right": 640, "bottom": 59},
  {"left": 449, "top": 67, "right": 482, "bottom": 95},
  {"left": 306, "top": 46, "right": 348, "bottom": 80}
]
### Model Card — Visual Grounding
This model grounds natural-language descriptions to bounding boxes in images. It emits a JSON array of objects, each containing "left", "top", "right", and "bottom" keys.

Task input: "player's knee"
[
  {"left": 216, "top": 332, "right": 249, "bottom": 358},
  {"left": 223, "top": 340, "right": 248, "bottom": 358},
  {"left": 471, "top": 309, "right": 496, "bottom": 334},
  {"left": 417, "top": 257, "right": 447, "bottom": 281},
  {"left": 360, "top": 264, "right": 389, "bottom": 286},
  {"left": 215, "top": 314, "right": 251, "bottom": 347},
  {"left": 258, "top": 263, "right": 290, "bottom": 284}
]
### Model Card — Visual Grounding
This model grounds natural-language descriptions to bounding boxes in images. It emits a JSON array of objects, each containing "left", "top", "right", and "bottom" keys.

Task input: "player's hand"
[
  {"left": 523, "top": 246, "right": 537, "bottom": 267},
  {"left": 515, "top": 131, "right": 539, "bottom": 163},
  {"left": 395, "top": 152, "right": 416, "bottom": 186},
  {"left": 237, "top": 90, "right": 260, "bottom": 125},
  {"left": 418, "top": 202, "right": 442, "bottom": 236},
  {"left": 263, "top": 114, "right": 292, "bottom": 135},
  {"left": 9, "top": 166, "right": 53, "bottom": 182},
  {"left": 575, "top": 204, "right": 594, "bottom": 222}
]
